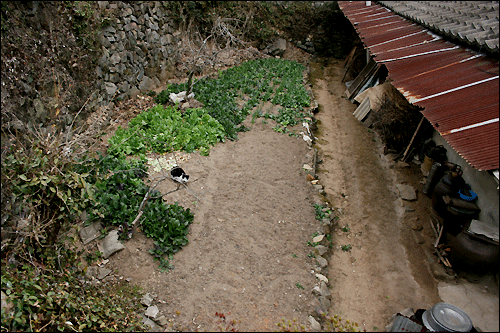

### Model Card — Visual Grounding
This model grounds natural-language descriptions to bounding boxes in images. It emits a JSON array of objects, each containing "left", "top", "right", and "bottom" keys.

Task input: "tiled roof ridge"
[{"left": 376, "top": 1, "right": 499, "bottom": 56}]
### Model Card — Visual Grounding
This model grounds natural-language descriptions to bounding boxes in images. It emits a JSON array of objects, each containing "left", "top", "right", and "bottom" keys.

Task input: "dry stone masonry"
[{"left": 95, "top": 1, "right": 178, "bottom": 104}]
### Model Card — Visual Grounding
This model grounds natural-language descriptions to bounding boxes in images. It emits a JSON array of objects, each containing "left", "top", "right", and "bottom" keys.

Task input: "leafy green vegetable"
[
  {"left": 154, "top": 58, "right": 311, "bottom": 141},
  {"left": 108, "top": 105, "right": 225, "bottom": 156},
  {"left": 77, "top": 154, "right": 194, "bottom": 271}
]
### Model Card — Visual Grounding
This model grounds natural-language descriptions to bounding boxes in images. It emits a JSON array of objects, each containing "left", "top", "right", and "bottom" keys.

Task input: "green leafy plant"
[
  {"left": 107, "top": 105, "right": 225, "bottom": 156},
  {"left": 85, "top": 250, "right": 103, "bottom": 265},
  {"left": 143, "top": 202, "right": 194, "bottom": 272},
  {"left": 276, "top": 317, "right": 307, "bottom": 332},
  {"left": 322, "top": 314, "right": 360, "bottom": 332},
  {"left": 342, "top": 225, "right": 350, "bottom": 232},
  {"left": 79, "top": 154, "right": 194, "bottom": 271},
  {"left": 1, "top": 133, "right": 97, "bottom": 263},
  {"left": 313, "top": 203, "right": 328, "bottom": 220},
  {"left": 295, "top": 282, "right": 304, "bottom": 290},
  {"left": 155, "top": 58, "right": 310, "bottom": 142},
  {"left": 1, "top": 249, "right": 146, "bottom": 332},
  {"left": 341, "top": 244, "right": 352, "bottom": 252}
]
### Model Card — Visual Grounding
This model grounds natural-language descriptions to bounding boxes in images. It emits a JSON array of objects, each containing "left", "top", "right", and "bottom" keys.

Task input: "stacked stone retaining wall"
[{"left": 95, "top": 1, "right": 179, "bottom": 105}]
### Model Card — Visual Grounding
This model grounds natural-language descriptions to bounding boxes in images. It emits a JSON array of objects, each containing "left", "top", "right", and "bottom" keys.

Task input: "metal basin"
[{"left": 422, "top": 303, "right": 472, "bottom": 332}]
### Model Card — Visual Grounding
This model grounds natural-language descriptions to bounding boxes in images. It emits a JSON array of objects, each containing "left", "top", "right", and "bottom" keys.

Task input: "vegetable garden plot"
[{"left": 102, "top": 58, "right": 313, "bottom": 271}]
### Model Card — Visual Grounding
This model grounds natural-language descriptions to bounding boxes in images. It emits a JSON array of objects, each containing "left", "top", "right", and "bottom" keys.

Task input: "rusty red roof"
[{"left": 338, "top": 1, "right": 499, "bottom": 171}]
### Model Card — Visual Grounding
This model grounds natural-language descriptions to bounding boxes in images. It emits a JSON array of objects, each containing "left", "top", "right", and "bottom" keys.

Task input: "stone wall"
[{"left": 95, "top": 1, "right": 179, "bottom": 105}]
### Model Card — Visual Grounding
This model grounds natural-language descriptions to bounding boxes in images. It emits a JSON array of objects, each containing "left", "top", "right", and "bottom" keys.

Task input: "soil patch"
[{"left": 108, "top": 120, "right": 323, "bottom": 331}]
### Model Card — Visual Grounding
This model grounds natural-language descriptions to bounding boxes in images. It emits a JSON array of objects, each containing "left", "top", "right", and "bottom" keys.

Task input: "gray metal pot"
[{"left": 422, "top": 303, "right": 472, "bottom": 332}]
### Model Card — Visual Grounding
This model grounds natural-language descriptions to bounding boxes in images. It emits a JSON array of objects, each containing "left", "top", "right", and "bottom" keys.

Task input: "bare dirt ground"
[
  {"left": 101, "top": 45, "right": 445, "bottom": 331},
  {"left": 309, "top": 58, "right": 442, "bottom": 331}
]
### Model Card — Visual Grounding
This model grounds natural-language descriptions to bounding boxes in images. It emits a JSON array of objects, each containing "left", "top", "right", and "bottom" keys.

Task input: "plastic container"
[{"left": 458, "top": 188, "right": 477, "bottom": 202}]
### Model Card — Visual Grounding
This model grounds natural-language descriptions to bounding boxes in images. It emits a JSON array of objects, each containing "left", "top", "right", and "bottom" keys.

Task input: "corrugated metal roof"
[
  {"left": 353, "top": 96, "right": 372, "bottom": 121},
  {"left": 338, "top": 1, "right": 499, "bottom": 171}
]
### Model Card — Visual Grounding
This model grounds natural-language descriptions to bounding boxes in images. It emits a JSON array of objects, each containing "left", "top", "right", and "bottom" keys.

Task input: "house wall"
[{"left": 432, "top": 131, "right": 499, "bottom": 228}]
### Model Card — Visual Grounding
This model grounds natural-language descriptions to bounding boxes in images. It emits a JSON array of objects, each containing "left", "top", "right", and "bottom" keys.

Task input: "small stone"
[
  {"left": 319, "top": 281, "right": 331, "bottom": 297},
  {"left": 309, "top": 315, "right": 322, "bottom": 331},
  {"left": 319, "top": 295, "right": 331, "bottom": 310},
  {"left": 312, "top": 285, "right": 321, "bottom": 296},
  {"left": 315, "top": 273, "right": 328, "bottom": 284},
  {"left": 79, "top": 221, "right": 103, "bottom": 245},
  {"left": 97, "top": 267, "right": 112, "bottom": 280},
  {"left": 145, "top": 305, "right": 159, "bottom": 319},
  {"left": 312, "top": 234, "right": 325, "bottom": 243},
  {"left": 321, "top": 218, "right": 331, "bottom": 226},
  {"left": 303, "top": 164, "right": 313, "bottom": 171},
  {"left": 306, "top": 174, "right": 315, "bottom": 181},
  {"left": 156, "top": 315, "right": 169, "bottom": 326},
  {"left": 141, "top": 315, "right": 160, "bottom": 331},
  {"left": 313, "top": 184, "right": 324, "bottom": 192},
  {"left": 400, "top": 308, "right": 415, "bottom": 318},
  {"left": 85, "top": 266, "right": 99, "bottom": 280},
  {"left": 316, "top": 256, "right": 328, "bottom": 268},
  {"left": 105, "top": 82, "right": 118, "bottom": 96},
  {"left": 311, "top": 180, "right": 319, "bottom": 185},
  {"left": 141, "top": 293, "right": 155, "bottom": 307},
  {"left": 396, "top": 184, "right": 417, "bottom": 201},
  {"left": 314, "top": 245, "right": 328, "bottom": 256},
  {"left": 101, "top": 230, "right": 125, "bottom": 259}
]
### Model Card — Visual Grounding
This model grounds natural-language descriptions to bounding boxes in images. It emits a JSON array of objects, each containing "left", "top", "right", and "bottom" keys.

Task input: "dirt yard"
[{"left": 102, "top": 46, "right": 444, "bottom": 331}]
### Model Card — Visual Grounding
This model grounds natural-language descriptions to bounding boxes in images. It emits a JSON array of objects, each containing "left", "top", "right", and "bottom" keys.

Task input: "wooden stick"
[
  {"left": 443, "top": 256, "right": 452, "bottom": 267},
  {"left": 403, "top": 115, "right": 425, "bottom": 161},
  {"left": 434, "top": 223, "right": 444, "bottom": 248},
  {"left": 429, "top": 217, "right": 438, "bottom": 239},
  {"left": 435, "top": 249, "right": 451, "bottom": 267}
]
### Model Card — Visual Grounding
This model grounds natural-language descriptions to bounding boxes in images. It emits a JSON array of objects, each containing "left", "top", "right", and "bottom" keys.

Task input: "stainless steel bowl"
[{"left": 422, "top": 303, "right": 472, "bottom": 332}]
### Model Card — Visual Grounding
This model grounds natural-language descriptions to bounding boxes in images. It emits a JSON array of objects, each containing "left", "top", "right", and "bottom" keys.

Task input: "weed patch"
[{"left": 1, "top": 249, "right": 146, "bottom": 332}]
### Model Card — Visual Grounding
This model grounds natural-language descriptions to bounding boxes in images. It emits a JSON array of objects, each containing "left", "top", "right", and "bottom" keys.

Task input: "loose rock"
[
  {"left": 314, "top": 245, "right": 328, "bottom": 256},
  {"left": 312, "top": 234, "right": 325, "bottom": 243},
  {"left": 309, "top": 315, "right": 322, "bottom": 331},
  {"left": 79, "top": 222, "right": 102, "bottom": 245},
  {"left": 316, "top": 256, "right": 328, "bottom": 268},
  {"left": 141, "top": 292, "right": 155, "bottom": 307},
  {"left": 319, "top": 281, "right": 331, "bottom": 297},
  {"left": 98, "top": 267, "right": 112, "bottom": 280},
  {"left": 100, "top": 230, "right": 125, "bottom": 259},
  {"left": 396, "top": 184, "right": 417, "bottom": 201},
  {"left": 141, "top": 314, "right": 161, "bottom": 332},
  {"left": 145, "top": 305, "right": 159, "bottom": 319},
  {"left": 315, "top": 273, "right": 328, "bottom": 284}
]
